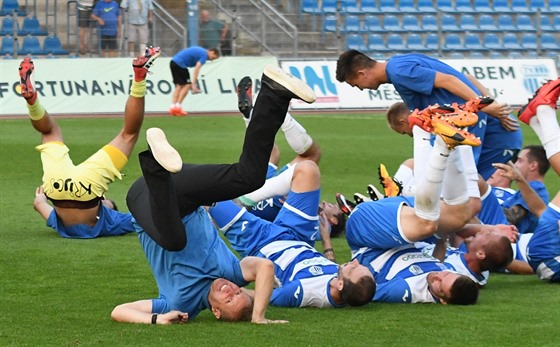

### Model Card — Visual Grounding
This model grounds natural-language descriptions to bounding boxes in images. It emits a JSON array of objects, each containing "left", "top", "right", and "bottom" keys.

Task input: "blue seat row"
[
  {"left": 0, "top": 16, "right": 48, "bottom": 36},
  {"left": 0, "top": 0, "right": 27, "bottom": 16},
  {"left": 1, "top": 35, "right": 69, "bottom": 56}
]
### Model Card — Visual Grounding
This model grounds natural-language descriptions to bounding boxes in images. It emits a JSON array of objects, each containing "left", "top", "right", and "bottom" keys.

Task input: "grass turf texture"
[{"left": 1, "top": 114, "right": 559, "bottom": 346}]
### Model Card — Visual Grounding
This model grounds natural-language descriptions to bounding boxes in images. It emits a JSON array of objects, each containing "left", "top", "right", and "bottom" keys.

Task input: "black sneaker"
[
  {"left": 353, "top": 193, "right": 371, "bottom": 205},
  {"left": 261, "top": 65, "right": 316, "bottom": 103},
  {"left": 367, "top": 184, "right": 384, "bottom": 201},
  {"left": 237, "top": 76, "right": 253, "bottom": 119},
  {"left": 336, "top": 193, "right": 356, "bottom": 216}
]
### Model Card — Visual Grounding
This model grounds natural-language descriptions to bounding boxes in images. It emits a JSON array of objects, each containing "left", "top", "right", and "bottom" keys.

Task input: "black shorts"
[
  {"left": 100, "top": 35, "right": 117, "bottom": 50},
  {"left": 78, "top": 9, "right": 92, "bottom": 29},
  {"left": 170, "top": 60, "right": 191, "bottom": 85}
]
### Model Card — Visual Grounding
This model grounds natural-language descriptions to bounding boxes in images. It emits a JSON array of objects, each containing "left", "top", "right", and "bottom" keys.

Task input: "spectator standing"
[
  {"left": 77, "top": 0, "right": 95, "bottom": 55},
  {"left": 120, "top": 0, "right": 154, "bottom": 57},
  {"left": 199, "top": 10, "right": 228, "bottom": 53},
  {"left": 91, "top": 0, "right": 122, "bottom": 57}
]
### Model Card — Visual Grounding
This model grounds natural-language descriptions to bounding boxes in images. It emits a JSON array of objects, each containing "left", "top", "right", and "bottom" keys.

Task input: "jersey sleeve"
[
  {"left": 373, "top": 279, "right": 413, "bottom": 303},
  {"left": 270, "top": 281, "right": 304, "bottom": 307}
]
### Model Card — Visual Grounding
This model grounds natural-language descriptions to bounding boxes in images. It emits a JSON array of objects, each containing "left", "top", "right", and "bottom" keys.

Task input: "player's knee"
[{"left": 293, "top": 160, "right": 320, "bottom": 180}]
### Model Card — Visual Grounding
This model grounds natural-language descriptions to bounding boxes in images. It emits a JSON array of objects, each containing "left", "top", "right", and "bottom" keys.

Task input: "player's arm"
[
  {"left": 111, "top": 299, "right": 188, "bottom": 324},
  {"left": 240, "top": 256, "right": 288, "bottom": 324},
  {"left": 433, "top": 72, "right": 479, "bottom": 101},
  {"left": 191, "top": 61, "right": 203, "bottom": 93},
  {"left": 34, "top": 186, "right": 53, "bottom": 221},
  {"left": 506, "top": 260, "right": 534, "bottom": 275},
  {"left": 319, "top": 211, "right": 335, "bottom": 261},
  {"left": 431, "top": 238, "right": 448, "bottom": 262}
]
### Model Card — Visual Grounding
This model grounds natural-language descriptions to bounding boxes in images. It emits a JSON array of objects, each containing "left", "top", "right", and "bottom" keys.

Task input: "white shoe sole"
[
  {"left": 263, "top": 65, "right": 316, "bottom": 104},
  {"left": 367, "top": 184, "right": 385, "bottom": 200},
  {"left": 146, "top": 128, "right": 182, "bottom": 173}
]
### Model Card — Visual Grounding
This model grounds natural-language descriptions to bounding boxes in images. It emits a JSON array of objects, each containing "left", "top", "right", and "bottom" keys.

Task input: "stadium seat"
[
  {"left": 322, "top": 15, "right": 337, "bottom": 33},
  {"left": 441, "top": 14, "right": 460, "bottom": 32},
  {"left": 426, "top": 33, "right": 440, "bottom": 51},
  {"left": 43, "top": 35, "right": 69, "bottom": 55},
  {"left": 469, "top": 51, "right": 486, "bottom": 58},
  {"left": 379, "top": 0, "right": 400, "bottom": 13},
  {"left": 340, "top": 0, "right": 360, "bottom": 14},
  {"left": 18, "top": 17, "right": 48, "bottom": 36},
  {"left": 361, "top": 0, "right": 378, "bottom": 13},
  {"left": 497, "top": 14, "right": 516, "bottom": 31},
  {"left": 539, "top": 17, "right": 554, "bottom": 31},
  {"left": 511, "top": 0, "right": 532, "bottom": 13},
  {"left": 0, "top": 0, "right": 25, "bottom": 16},
  {"left": 346, "top": 34, "right": 367, "bottom": 51},
  {"left": 417, "top": 0, "right": 438, "bottom": 13},
  {"left": 367, "top": 34, "right": 390, "bottom": 52},
  {"left": 520, "top": 33, "right": 538, "bottom": 50},
  {"left": 502, "top": 33, "right": 522, "bottom": 50},
  {"left": 488, "top": 51, "right": 504, "bottom": 58},
  {"left": 464, "top": 33, "right": 485, "bottom": 51},
  {"left": 406, "top": 33, "right": 429, "bottom": 51},
  {"left": 443, "top": 34, "right": 464, "bottom": 51},
  {"left": 459, "top": 15, "right": 479, "bottom": 31},
  {"left": 402, "top": 15, "right": 422, "bottom": 32},
  {"left": 341, "top": 15, "right": 361, "bottom": 33},
  {"left": 386, "top": 34, "right": 407, "bottom": 52},
  {"left": 525, "top": 51, "right": 539, "bottom": 58},
  {"left": 447, "top": 52, "right": 466, "bottom": 59},
  {"left": 483, "top": 33, "right": 503, "bottom": 50},
  {"left": 363, "top": 16, "right": 382, "bottom": 32},
  {"left": 455, "top": 0, "right": 475, "bottom": 13},
  {"left": 554, "top": 15, "right": 560, "bottom": 30},
  {"left": 382, "top": 15, "right": 403, "bottom": 32},
  {"left": 301, "top": 0, "right": 321, "bottom": 15},
  {"left": 20, "top": 35, "right": 43, "bottom": 55},
  {"left": 529, "top": 0, "right": 546, "bottom": 11},
  {"left": 436, "top": 0, "right": 454, "bottom": 12},
  {"left": 0, "top": 16, "right": 17, "bottom": 36},
  {"left": 0, "top": 34, "right": 18, "bottom": 55},
  {"left": 321, "top": 0, "right": 337, "bottom": 13},
  {"left": 421, "top": 15, "right": 438, "bottom": 32},
  {"left": 479, "top": 15, "right": 498, "bottom": 32},
  {"left": 473, "top": 0, "right": 494, "bottom": 13},
  {"left": 548, "top": 1, "right": 560, "bottom": 14},
  {"left": 541, "top": 33, "right": 559, "bottom": 51},
  {"left": 398, "top": 0, "right": 416, "bottom": 13},
  {"left": 508, "top": 51, "right": 524, "bottom": 59},
  {"left": 493, "top": 0, "right": 512, "bottom": 12},
  {"left": 516, "top": 15, "right": 535, "bottom": 32}
]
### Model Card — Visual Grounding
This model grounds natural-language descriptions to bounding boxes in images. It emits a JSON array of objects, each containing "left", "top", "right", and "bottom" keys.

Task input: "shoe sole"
[
  {"left": 367, "top": 184, "right": 384, "bottom": 200},
  {"left": 133, "top": 47, "right": 161, "bottom": 70},
  {"left": 437, "top": 111, "right": 478, "bottom": 128},
  {"left": 353, "top": 193, "right": 371, "bottom": 205},
  {"left": 518, "top": 78, "right": 560, "bottom": 123},
  {"left": 146, "top": 128, "right": 183, "bottom": 173},
  {"left": 378, "top": 164, "right": 400, "bottom": 197},
  {"left": 237, "top": 76, "right": 252, "bottom": 119},
  {"left": 432, "top": 119, "right": 481, "bottom": 147},
  {"left": 263, "top": 65, "right": 316, "bottom": 104},
  {"left": 19, "top": 58, "right": 35, "bottom": 95}
]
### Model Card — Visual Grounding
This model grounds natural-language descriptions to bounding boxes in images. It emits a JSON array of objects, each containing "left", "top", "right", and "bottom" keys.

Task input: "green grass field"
[{"left": 1, "top": 114, "right": 559, "bottom": 346}]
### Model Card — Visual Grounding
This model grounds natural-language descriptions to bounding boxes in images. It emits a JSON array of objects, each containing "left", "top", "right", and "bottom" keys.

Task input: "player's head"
[
  {"left": 208, "top": 48, "right": 220, "bottom": 61},
  {"left": 465, "top": 229, "right": 514, "bottom": 271},
  {"left": 336, "top": 50, "right": 381, "bottom": 90},
  {"left": 337, "top": 259, "right": 376, "bottom": 306},
  {"left": 320, "top": 201, "right": 347, "bottom": 237},
  {"left": 427, "top": 271, "right": 478, "bottom": 305},
  {"left": 387, "top": 102, "right": 413, "bottom": 136},
  {"left": 101, "top": 198, "right": 118, "bottom": 211},
  {"left": 516, "top": 145, "right": 549, "bottom": 178},
  {"left": 208, "top": 278, "right": 253, "bottom": 321}
]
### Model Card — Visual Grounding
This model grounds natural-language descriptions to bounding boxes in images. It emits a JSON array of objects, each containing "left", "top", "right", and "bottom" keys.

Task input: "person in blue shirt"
[
  {"left": 168, "top": 46, "right": 219, "bottom": 116},
  {"left": 91, "top": 0, "right": 122, "bottom": 57},
  {"left": 112, "top": 65, "right": 316, "bottom": 324}
]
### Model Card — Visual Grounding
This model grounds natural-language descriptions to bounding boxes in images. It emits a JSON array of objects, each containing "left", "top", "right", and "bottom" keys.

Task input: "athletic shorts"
[
  {"left": 170, "top": 60, "right": 191, "bottom": 85},
  {"left": 78, "top": 9, "right": 93, "bottom": 28},
  {"left": 37, "top": 142, "right": 126, "bottom": 201},
  {"left": 100, "top": 35, "right": 118, "bottom": 50},
  {"left": 126, "top": 23, "right": 149, "bottom": 44}
]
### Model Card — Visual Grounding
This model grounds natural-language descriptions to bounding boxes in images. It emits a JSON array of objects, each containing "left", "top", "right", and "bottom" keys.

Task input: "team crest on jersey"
[
  {"left": 308, "top": 265, "right": 324, "bottom": 276},
  {"left": 409, "top": 265, "right": 424, "bottom": 276}
]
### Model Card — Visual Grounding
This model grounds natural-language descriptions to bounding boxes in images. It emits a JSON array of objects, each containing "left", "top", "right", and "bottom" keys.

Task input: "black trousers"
[{"left": 126, "top": 85, "right": 290, "bottom": 251}]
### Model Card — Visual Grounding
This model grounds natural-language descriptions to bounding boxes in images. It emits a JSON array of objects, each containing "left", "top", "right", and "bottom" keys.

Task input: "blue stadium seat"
[
  {"left": 521, "top": 33, "right": 538, "bottom": 50},
  {"left": 418, "top": 0, "right": 438, "bottom": 13},
  {"left": 479, "top": 15, "right": 498, "bottom": 32},
  {"left": 0, "top": 35, "right": 18, "bottom": 55},
  {"left": 539, "top": 17, "right": 554, "bottom": 31},
  {"left": 367, "top": 34, "right": 390, "bottom": 52},
  {"left": 541, "top": 33, "right": 560, "bottom": 51},
  {"left": 363, "top": 16, "right": 382, "bottom": 32},
  {"left": 493, "top": 0, "right": 513, "bottom": 12},
  {"left": 406, "top": 33, "right": 429, "bottom": 51},
  {"left": 340, "top": 0, "right": 360, "bottom": 14},
  {"left": 554, "top": 15, "right": 560, "bottom": 30},
  {"left": 502, "top": 33, "right": 522, "bottom": 50},
  {"left": 525, "top": 51, "right": 539, "bottom": 58},
  {"left": 497, "top": 14, "right": 516, "bottom": 31},
  {"left": 508, "top": 51, "right": 524, "bottom": 59},
  {"left": 455, "top": 0, "right": 475, "bottom": 13},
  {"left": 421, "top": 15, "right": 438, "bottom": 32},
  {"left": 483, "top": 33, "right": 503, "bottom": 50},
  {"left": 322, "top": 15, "right": 337, "bottom": 32},
  {"left": 443, "top": 34, "right": 464, "bottom": 51},
  {"left": 382, "top": 15, "right": 403, "bottom": 32},
  {"left": 548, "top": 1, "right": 560, "bottom": 14},
  {"left": 460, "top": 15, "right": 479, "bottom": 31},
  {"left": 322, "top": 0, "right": 337, "bottom": 14},
  {"left": 426, "top": 33, "right": 440, "bottom": 51},
  {"left": 386, "top": 34, "right": 407, "bottom": 52},
  {"left": 20, "top": 35, "right": 43, "bottom": 55},
  {"left": 43, "top": 35, "right": 69, "bottom": 55},
  {"left": 473, "top": 0, "right": 494, "bottom": 13},
  {"left": 402, "top": 15, "right": 422, "bottom": 32},
  {"left": 511, "top": 0, "right": 532, "bottom": 13},
  {"left": 529, "top": 0, "right": 546, "bottom": 11},
  {"left": 341, "top": 15, "right": 361, "bottom": 33},
  {"left": 301, "top": 0, "right": 321, "bottom": 14},
  {"left": 464, "top": 33, "right": 485, "bottom": 51},
  {"left": 516, "top": 15, "right": 535, "bottom": 32},
  {"left": 488, "top": 51, "right": 504, "bottom": 58},
  {"left": 18, "top": 17, "right": 48, "bottom": 36},
  {"left": 447, "top": 52, "right": 466, "bottom": 59},
  {"left": 361, "top": 0, "right": 378, "bottom": 13},
  {"left": 441, "top": 14, "right": 460, "bottom": 32},
  {"left": 0, "top": 16, "right": 17, "bottom": 36},
  {"left": 0, "top": 0, "right": 25, "bottom": 16},
  {"left": 379, "top": 0, "right": 400, "bottom": 13},
  {"left": 399, "top": 0, "right": 416, "bottom": 13},
  {"left": 436, "top": 0, "right": 454, "bottom": 12},
  {"left": 469, "top": 51, "right": 486, "bottom": 58},
  {"left": 346, "top": 34, "right": 367, "bottom": 51}
]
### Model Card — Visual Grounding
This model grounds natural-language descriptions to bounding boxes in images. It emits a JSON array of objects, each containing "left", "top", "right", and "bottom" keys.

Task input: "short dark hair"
[
  {"left": 523, "top": 145, "right": 550, "bottom": 176},
  {"left": 208, "top": 48, "right": 220, "bottom": 57},
  {"left": 340, "top": 275, "right": 376, "bottom": 307},
  {"left": 219, "top": 297, "right": 253, "bottom": 322},
  {"left": 481, "top": 235, "right": 514, "bottom": 271},
  {"left": 448, "top": 276, "right": 479, "bottom": 305},
  {"left": 387, "top": 102, "right": 411, "bottom": 126},
  {"left": 336, "top": 50, "right": 375, "bottom": 82},
  {"left": 330, "top": 212, "right": 347, "bottom": 237}
]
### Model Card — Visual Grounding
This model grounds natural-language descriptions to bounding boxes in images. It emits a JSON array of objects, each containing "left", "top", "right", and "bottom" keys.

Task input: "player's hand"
[
  {"left": 191, "top": 85, "right": 201, "bottom": 94},
  {"left": 158, "top": 311, "right": 188, "bottom": 324},
  {"left": 35, "top": 186, "right": 47, "bottom": 203},
  {"left": 492, "top": 161, "right": 523, "bottom": 182},
  {"left": 252, "top": 318, "right": 289, "bottom": 324},
  {"left": 482, "top": 102, "right": 519, "bottom": 131},
  {"left": 492, "top": 224, "right": 519, "bottom": 243}
]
